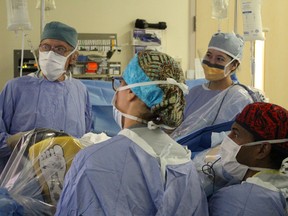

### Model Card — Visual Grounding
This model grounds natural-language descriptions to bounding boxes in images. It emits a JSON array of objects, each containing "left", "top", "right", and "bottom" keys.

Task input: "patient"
[
  {"left": 171, "top": 32, "right": 261, "bottom": 140},
  {"left": 208, "top": 102, "right": 288, "bottom": 215},
  {"left": 56, "top": 50, "right": 209, "bottom": 215}
]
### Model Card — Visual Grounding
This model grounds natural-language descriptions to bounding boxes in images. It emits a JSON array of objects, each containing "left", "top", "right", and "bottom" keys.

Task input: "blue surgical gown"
[
  {"left": 171, "top": 83, "right": 254, "bottom": 139},
  {"left": 56, "top": 127, "right": 209, "bottom": 216},
  {"left": 209, "top": 182, "right": 287, "bottom": 216},
  {"left": 0, "top": 76, "right": 92, "bottom": 160}
]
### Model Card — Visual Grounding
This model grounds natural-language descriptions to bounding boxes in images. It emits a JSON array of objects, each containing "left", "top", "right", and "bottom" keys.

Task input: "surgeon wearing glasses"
[
  {"left": 56, "top": 50, "right": 209, "bottom": 216},
  {"left": 0, "top": 21, "right": 92, "bottom": 173}
]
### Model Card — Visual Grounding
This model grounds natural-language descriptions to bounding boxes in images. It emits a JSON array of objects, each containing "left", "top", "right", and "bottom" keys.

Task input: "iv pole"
[
  {"left": 40, "top": 0, "right": 45, "bottom": 34},
  {"left": 234, "top": 0, "right": 238, "bottom": 33}
]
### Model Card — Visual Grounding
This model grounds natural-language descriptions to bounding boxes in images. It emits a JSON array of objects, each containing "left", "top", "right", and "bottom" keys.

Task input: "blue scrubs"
[
  {"left": 56, "top": 127, "right": 209, "bottom": 216},
  {"left": 209, "top": 182, "right": 287, "bottom": 216},
  {"left": 0, "top": 75, "right": 92, "bottom": 161},
  {"left": 171, "top": 83, "right": 253, "bottom": 139}
]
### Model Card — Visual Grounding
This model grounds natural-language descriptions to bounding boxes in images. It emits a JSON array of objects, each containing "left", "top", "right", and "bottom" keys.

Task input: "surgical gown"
[
  {"left": 0, "top": 75, "right": 92, "bottom": 168},
  {"left": 209, "top": 171, "right": 288, "bottom": 216},
  {"left": 56, "top": 126, "right": 209, "bottom": 216},
  {"left": 171, "top": 83, "right": 254, "bottom": 139}
]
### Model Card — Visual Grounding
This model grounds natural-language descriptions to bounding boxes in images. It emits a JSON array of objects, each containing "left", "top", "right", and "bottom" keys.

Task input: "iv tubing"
[
  {"left": 234, "top": 0, "right": 238, "bottom": 33},
  {"left": 20, "top": 30, "right": 25, "bottom": 77},
  {"left": 250, "top": 41, "right": 255, "bottom": 87}
]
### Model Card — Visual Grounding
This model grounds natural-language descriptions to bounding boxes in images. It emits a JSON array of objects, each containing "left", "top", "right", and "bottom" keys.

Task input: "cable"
[
  {"left": 25, "top": 34, "right": 40, "bottom": 70},
  {"left": 202, "top": 157, "right": 221, "bottom": 193}
]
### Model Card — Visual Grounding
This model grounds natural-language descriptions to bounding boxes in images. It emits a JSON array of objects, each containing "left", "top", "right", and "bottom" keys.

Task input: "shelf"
[
  {"left": 73, "top": 33, "right": 120, "bottom": 80},
  {"left": 72, "top": 73, "right": 115, "bottom": 80},
  {"left": 78, "top": 33, "right": 117, "bottom": 54}
]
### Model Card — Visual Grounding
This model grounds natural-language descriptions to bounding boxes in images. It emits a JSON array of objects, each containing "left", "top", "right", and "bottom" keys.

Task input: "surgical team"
[{"left": 0, "top": 21, "right": 287, "bottom": 216}]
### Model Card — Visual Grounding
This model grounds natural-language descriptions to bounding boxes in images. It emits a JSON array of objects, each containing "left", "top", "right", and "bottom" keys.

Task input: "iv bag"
[
  {"left": 36, "top": 0, "right": 56, "bottom": 11},
  {"left": 6, "top": 0, "right": 32, "bottom": 31},
  {"left": 241, "top": 0, "right": 265, "bottom": 41},
  {"left": 211, "top": 0, "right": 230, "bottom": 20}
]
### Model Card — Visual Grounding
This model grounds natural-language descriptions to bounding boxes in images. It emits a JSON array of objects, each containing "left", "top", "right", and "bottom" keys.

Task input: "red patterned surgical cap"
[{"left": 236, "top": 102, "right": 288, "bottom": 144}]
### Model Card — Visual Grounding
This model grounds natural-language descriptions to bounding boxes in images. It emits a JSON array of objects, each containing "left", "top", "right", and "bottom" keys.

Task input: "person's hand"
[{"left": 6, "top": 132, "right": 28, "bottom": 150}]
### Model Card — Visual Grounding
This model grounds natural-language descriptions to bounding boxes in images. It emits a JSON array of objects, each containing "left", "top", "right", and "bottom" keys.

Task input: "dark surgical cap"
[
  {"left": 236, "top": 102, "right": 288, "bottom": 151},
  {"left": 41, "top": 21, "right": 78, "bottom": 48}
]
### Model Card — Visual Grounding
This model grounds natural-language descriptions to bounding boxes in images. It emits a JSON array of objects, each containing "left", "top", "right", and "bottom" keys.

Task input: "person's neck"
[
  {"left": 243, "top": 169, "right": 259, "bottom": 181},
  {"left": 208, "top": 77, "right": 234, "bottom": 90},
  {"left": 57, "top": 74, "right": 66, "bottom": 82}
]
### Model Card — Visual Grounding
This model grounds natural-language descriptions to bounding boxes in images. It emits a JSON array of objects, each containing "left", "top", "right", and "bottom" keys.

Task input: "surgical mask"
[
  {"left": 112, "top": 78, "right": 189, "bottom": 130},
  {"left": 202, "top": 58, "right": 235, "bottom": 81},
  {"left": 220, "top": 135, "right": 249, "bottom": 181},
  {"left": 112, "top": 93, "right": 147, "bottom": 129},
  {"left": 39, "top": 47, "right": 76, "bottom": 81},
  {"left": 220, "top": 135, "right": 288, "bottom": 181}
]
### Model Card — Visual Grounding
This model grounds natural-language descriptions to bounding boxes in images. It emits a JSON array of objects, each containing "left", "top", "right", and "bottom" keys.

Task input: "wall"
[
  {"left": 0, "top": 0, "right": 190, "bottom": 89},
  {"left": 1, "top": 0, "right": 287, "bottom": 109},
  {"left": 261, "top": 1, "right": 288, "bottom": 109},
  {"left": 196, "top": 0, "right": 288, "bottom": 109}
]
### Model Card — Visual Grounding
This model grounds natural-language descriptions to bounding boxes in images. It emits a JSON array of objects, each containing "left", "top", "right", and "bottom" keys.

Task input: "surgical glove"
[{"left": 6, "top": 132, "right": 28, "bottom": 150}]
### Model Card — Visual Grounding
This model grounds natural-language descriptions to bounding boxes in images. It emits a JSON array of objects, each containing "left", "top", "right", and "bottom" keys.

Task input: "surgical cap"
[
  {"left": 41, "top": 21, "right": 78, "bottom": 48},
  {"left": 122, "top": 50, "right": 186, "bottom": 128},
  {"left": 236, "top": 102, "right": 288, "bottom": 150},
  {"left": 208, "top": 32, "right": 244, "bottom": 61}
]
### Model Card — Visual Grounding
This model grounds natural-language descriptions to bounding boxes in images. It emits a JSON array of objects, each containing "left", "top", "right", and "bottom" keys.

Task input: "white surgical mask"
[
  {"left": 111, "top": 93, "right": 147, "bottom": 129},
  {"left": 39, "top": 48, "right": 76, "bottom": 81},
  {"left": 220, "top": 135, "right": 288, "bottom": 181},
  {"left": 220, "top": 135, "right": 249, "bottom": 181}
]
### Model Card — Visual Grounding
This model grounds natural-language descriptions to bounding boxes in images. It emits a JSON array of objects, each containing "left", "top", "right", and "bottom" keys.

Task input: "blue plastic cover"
[{"left": 80, "top": 80, "right": 120, "bottom": 136}]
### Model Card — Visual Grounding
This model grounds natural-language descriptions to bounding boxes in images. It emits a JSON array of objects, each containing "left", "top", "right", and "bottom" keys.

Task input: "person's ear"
[
  {"left": 230, "top": 61, "right": 239, "bottom": 72},
  {"left": 69, "top": 51, "right": 79, "bottom": 65},
  {"left": 256, "top": 142, "right": 271, "bottom": 160},
  {"left": 127, "top": 89, "right": 137, "bottom": 102}
]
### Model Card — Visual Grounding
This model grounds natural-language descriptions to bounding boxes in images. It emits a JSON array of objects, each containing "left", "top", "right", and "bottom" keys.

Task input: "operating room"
[
  {"left": 1, "top": 0, "right": 287, "bottom": 109},
  {"left": 0, "top": 0, "right": 287, "bottom": 215}
]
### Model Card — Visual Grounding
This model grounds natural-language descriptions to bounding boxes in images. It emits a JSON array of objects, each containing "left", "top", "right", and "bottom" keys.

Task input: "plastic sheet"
[
  {"left": 211, "top": 0, "right": 230, "bottom": 20},
  {"left": 0, "top": 128, "right": 84, "bottom": 215},
  {"left": 6, "top": 0, "right": 32, "bottom": 31},
  {"left": 241, "top": 0, "right": 265, "bottom": 41},
  {"left": 171, "top": 84, "right": 254, "bottom": 140},
  {"left": 36, "top": 0, "right": 56, "bottom": 11},
  {"left": 193, "top": 145, "right": 232, "bottom": 197}
]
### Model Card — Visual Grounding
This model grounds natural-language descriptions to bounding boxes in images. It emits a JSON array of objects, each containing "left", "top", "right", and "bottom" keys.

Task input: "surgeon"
[
  {"left": 209, "top": 102, "right": 288, "bottom": 216},
  {"left": 171, "top": 32, "right": 257, "bottom": 139},
  {"left": 0, "top": 21, "right": 92, "bottom": 172},
  {"left": 56, "top": 50, "right": 209, "bottom": 216}
]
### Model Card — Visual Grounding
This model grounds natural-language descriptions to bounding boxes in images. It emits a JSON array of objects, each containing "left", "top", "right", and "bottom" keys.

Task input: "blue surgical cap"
[
  {"left": 208, "top": 32, "right": 244, "bottom": 61},
  {"left": 122, "top": 54, "right": 163, "bottom": 108}
]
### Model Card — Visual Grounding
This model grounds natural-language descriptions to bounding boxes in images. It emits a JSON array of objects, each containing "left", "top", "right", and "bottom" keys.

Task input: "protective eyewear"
[
  {"left": 111, "top": 76, "right": 124, "bottom": 91},
  {"left": 39, "top": 43, "right": 71, "bottom": 56}
]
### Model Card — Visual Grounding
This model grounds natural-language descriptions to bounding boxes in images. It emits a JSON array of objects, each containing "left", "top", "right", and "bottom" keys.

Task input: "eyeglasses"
[
  {"left": 39, "top": 43, "right": 71, "bottom": 56},
  {"left": 111, "top": 76, "right": 124, "bottom": 91}
]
